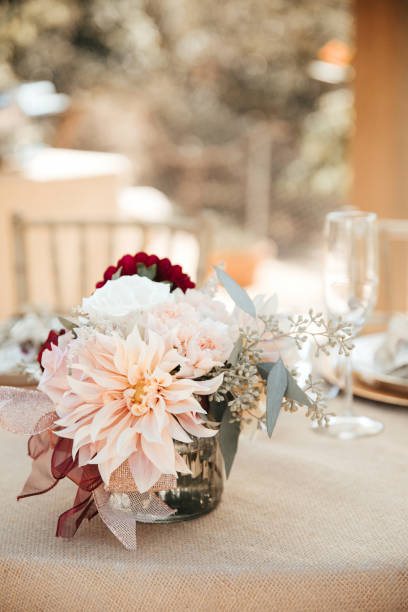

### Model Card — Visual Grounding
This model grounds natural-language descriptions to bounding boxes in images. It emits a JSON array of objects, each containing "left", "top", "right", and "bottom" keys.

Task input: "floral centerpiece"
[{"left": 0, "top": 252, "right": 352, "bottom": 549}]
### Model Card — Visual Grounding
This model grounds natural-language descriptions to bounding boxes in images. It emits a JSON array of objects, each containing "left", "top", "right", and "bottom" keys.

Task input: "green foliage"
[
  {"left": 227, "top": 336, "right": 243, "bottom": 366},
  {"left": 265, "top": 359, "right": 287, "bottom": 438},
  {"left": 58, "top": 316, "right": 78, "bottom": 332},
  {"left": 219, "top": 405, "right": 240, "bottom": 478},
  {"left": 213, "top": 266, "right": 256, "bottom": 318},
  {"left": 136, "top": 262, "right": 157, "bottom": 281},
  {"left": 258, "top": 360, "right": 313, "bottom": 411},
  {"left": 285, "top": 371, "right": 312, "bottom": 408},
  {"left": 111, "top": 266, "right": 123, "bottom": 280}
]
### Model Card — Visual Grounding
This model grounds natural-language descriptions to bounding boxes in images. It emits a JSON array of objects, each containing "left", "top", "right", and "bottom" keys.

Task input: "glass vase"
[{"left": 152, "top": 435, "right": 223, "bottom": 523}]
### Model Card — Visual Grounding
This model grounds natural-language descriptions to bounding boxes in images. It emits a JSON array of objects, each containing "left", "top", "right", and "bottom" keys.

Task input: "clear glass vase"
[{"left": 152, "top": 435, "right": 224, "bottom": 523}]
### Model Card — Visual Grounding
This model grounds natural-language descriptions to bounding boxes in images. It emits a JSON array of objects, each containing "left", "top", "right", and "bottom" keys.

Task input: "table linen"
[{"left": 1, "top": 398, "right": 407, "bottom": 611}]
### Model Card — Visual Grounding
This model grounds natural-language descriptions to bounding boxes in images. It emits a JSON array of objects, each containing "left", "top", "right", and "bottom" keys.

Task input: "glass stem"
[{"left": 342, "top": 353, "right": 354, "bottom": 417}]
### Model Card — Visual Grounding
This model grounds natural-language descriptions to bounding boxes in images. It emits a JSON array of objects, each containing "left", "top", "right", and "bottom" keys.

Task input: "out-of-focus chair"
[
  {"left": 0, "top": 147, "right": 132, "bottom": 318},
  {"left": 11, "top": 212, "right": 213, "bottom": 314}
]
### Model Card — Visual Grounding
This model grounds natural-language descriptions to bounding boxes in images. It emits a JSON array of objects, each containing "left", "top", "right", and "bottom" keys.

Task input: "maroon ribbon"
[
  {"left": 19, "top": 434, "right": 102, "bottom": 539},
  {"left": 0, "top": 385, "right": 177, "bottom": 547}
]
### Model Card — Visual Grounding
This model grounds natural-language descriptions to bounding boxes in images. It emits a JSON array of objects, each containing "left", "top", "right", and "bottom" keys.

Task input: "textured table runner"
[{"left": 1, "top": 398, "right": 407, "bottom": 611}]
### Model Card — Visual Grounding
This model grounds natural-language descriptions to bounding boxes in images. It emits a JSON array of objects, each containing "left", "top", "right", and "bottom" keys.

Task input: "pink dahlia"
[{"left": 39, "top": 329, "right": 222, "bottom": 493}]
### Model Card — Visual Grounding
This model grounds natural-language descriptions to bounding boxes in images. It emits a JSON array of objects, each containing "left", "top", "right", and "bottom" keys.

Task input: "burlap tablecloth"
[{"left": 1, "top": 398, "right": 407, "bottom": 611}]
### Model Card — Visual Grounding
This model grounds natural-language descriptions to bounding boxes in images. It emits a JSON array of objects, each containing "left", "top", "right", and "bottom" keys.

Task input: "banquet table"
[{"left": 0, "top": 397, "right": 407, "bottom": 612}]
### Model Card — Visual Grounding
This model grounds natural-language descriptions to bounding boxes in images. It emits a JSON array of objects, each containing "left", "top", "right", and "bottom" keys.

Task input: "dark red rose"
[
  {"left": 95, "top": 252, "right": 195, "bottom": 293},
  {"left": 37, "top": 329, "right": 66, "bottom": 370}
]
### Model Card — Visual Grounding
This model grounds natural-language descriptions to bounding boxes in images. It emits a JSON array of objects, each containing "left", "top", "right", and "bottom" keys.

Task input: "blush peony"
[{"left": 177, "top": 321, "right": 234, "bottom": 378}]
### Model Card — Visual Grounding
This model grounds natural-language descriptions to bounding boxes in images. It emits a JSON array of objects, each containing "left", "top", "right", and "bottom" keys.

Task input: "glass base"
[
  {"left": 312, "top": 415, "right": 384, "bottom": 440},
  {"left": 142, "top": 436, "right": 224, "bottom": 523},
  {"left": 145, "top": 497, "right": 221, "bottom": 524}
]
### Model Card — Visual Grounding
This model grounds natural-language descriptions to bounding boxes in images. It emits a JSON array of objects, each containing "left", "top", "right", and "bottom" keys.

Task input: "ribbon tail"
[
  {"left": 93, "top": 486, "right": 137, "bottom": 550},
  {"left": 56, "top": 488, "right": 96, "bottom": 539},
  {"left": 17, "top": 447, "right": 58, "bottom": 500},
  {"left": 93, "top": 486, "right": 176, "bottom": 550},
  {"left": 28, "top": 430, "right": 55, "bottom": 459},
  {"left": 126, "top": 491, "right": 177, "bottom": 524}
]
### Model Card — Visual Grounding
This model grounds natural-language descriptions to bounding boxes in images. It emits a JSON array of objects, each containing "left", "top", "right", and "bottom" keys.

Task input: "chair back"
[
  {"left": 377, "top": 218, "right": 408, "bottom": 320},
  {"left": 12, "top": 213, "right": 212, "bottom": 314}
]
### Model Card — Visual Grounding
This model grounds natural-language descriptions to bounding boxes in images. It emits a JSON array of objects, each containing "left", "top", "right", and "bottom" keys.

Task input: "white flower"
[{"left": 81, "top": 275, "right": 173, "bottom": 332}]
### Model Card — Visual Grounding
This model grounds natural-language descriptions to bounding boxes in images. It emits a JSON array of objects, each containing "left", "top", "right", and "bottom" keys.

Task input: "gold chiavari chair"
[{"left": 12, "top": 212, "right": 213, "bottom": 314}]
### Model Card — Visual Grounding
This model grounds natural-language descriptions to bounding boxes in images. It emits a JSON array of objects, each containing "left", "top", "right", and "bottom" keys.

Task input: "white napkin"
[{"left": 375, "top": 315, "right": 408, "bottom": 378}]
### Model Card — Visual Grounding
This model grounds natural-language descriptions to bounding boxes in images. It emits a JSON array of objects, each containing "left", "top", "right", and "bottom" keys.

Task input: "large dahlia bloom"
[{"left": 39, "top": 329, "right": 222, "bottom": 493}]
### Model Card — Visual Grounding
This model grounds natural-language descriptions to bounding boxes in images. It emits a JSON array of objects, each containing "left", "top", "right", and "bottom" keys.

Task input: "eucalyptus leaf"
[
  {"left": 258, "top": 361, "right": 312, "bottom": 407},
  {"left": 219, "top": 406, "right": 240, "bottom": 478},
  {"left": 285, "top": 371, "right": 312, "bottom": 408},
  {"left": 213, "top": 265, "right": 256, "bottom": 318},
  {"left": 111, "top": 266, "right": 123, "bottom": 280},
  {"left": 227, "top": 336, "right": 243, "bottom": 366},
  {"left": 265, "top": 358, "right": 287, "bottom": 438},
  {"left": 137, "top": 262, "right": 157, "bottom": 281},
  {"left": 58, "top": 316, "right": 79, "bottom": 331},
  {"left": 257, "top": 361, "right": 274, "bottom": 380}
]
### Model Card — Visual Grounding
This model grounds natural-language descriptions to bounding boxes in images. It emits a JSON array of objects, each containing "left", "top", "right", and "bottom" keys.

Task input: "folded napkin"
[{"left": 375, "top": 315, "right": 408, "bottom": 378}]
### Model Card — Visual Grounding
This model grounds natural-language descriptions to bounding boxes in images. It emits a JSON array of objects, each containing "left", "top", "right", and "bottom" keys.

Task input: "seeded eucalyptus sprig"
[
  {"left": 281, "top": 373, "right": 334, "bottom": 427},
  {"left": 211, "top": 327, "right": 263, "bottom": 416},
  {"left": 211, "top": 267, "right": 354, "bottom": 477},
  {"left": 259, "top": 310, "right": 354, "bottom": 357}
]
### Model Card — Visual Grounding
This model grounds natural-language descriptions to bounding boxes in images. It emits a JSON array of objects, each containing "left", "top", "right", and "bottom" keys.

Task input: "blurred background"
[
  {"left": 0, "top": 0, "right": 353, "bottom": 242},
  {"left": 0, "top": 0, "right": 407, "bottom": 379}
]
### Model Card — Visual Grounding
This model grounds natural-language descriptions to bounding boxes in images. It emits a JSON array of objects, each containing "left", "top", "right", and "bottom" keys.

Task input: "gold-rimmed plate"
[
  {"left": 320, "top": 352, "right": 408, "bottom": 407},
  {"left": 352, "top": 333, "right": 408, "bottom": 392},
  {"left": 352, "top": 374, "right": 408, "bottom": 407}
]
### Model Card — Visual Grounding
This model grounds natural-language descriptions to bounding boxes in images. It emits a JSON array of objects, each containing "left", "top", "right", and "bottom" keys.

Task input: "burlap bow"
[{"left": 0, "top": 386, "right": 177, "bottom": 549}]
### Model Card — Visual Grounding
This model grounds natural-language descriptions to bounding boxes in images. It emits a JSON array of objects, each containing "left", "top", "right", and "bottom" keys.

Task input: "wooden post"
[
  {"left": 352, "top": 0, "right": 408, "bottom": 220},
  {"left": 352, "top": 0, "right": 408, "bottom": 315}
]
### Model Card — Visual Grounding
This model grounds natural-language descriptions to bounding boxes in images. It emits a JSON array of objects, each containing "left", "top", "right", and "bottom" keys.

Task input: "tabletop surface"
[{"left": 1, "top": 397, "right": 407, "bottom": 612}]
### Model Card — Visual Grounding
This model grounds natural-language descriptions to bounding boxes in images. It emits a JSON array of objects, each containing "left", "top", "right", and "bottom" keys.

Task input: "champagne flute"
[{"left": 317, "top": 210, "right": 383, "bottom": 440}]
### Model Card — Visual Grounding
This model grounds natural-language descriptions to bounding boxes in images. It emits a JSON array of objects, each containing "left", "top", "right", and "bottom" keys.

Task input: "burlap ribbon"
[
  {"left": 0, "top": 386, "right": 57, "bottom": 435},
  {"left": 97, "top": 462, "right": 177, "bottom": 549},
  {"left": 0, "top": 386, "right": 178, "bottom": 549},
  {"left": 94, "top": 476, "right": 177, "bottom": 550}
]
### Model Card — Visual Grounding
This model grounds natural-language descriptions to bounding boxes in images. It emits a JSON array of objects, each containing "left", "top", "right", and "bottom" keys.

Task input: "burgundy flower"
[
  {"left": 95, "top": 252, "right": 195, "bottom": 293},
  {"left": 37, "top": 329, "right": 66, "bottom": 370}
]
